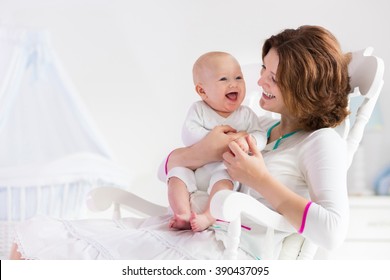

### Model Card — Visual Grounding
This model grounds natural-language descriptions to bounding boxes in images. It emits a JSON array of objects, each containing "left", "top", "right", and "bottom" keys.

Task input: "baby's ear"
[{"left": 195, "top": 84, "right": 207, "bottom": 100}]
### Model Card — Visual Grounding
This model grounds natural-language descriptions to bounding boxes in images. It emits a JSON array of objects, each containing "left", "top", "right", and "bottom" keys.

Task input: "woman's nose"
[{"left": 257, "top": 76, "right": 263, "bottom": 87}]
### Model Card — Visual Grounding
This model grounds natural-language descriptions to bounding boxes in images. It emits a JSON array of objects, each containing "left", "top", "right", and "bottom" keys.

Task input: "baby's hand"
[{"left": 234, "top": 136, "right": 250, "bottom": 154}]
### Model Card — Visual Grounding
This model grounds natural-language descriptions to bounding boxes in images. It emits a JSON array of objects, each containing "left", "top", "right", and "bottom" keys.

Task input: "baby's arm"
[
  {"left": 242, "top": 106, "right": 268, "bottom": 150},
  {"left": 249, "top": 131, "right": 267, "bottom": 150},
  {"left": 182, "top": 102, "right": 210, "bottom": 146}
]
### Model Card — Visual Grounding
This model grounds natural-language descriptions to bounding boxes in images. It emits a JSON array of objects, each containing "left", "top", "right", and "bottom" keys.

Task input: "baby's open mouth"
[{"left": 226, "top": 92, "right": 238, "bottom": 101}]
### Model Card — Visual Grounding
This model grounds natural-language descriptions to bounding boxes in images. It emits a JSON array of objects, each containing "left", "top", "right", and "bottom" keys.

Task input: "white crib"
[
  {"left": 0, "top": 27, "right": 130, "bottom": 259},
  {"left": 0, "top": 153, "right": 130, "bottom": 259}
]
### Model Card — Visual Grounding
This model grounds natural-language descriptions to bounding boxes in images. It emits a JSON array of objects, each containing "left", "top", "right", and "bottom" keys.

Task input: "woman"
[{"left": 10, "top": 25, "right": 350, "bottom": 260}]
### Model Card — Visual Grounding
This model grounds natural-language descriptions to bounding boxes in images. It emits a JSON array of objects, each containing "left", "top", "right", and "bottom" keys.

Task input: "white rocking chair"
[{"left": 86, "top": 47, "right": 384, "bottom": 260}]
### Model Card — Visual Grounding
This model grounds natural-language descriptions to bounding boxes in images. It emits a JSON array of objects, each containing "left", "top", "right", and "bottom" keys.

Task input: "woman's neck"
[
  {"left": 267, "top": 117, "right": 302, "bottom": 149},
  {"left": 278, "top": 116, "right": 301, "bottom": 137}
]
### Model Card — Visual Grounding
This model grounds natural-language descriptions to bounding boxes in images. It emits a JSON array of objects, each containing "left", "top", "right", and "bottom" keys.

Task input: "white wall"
[{"left": 1, "top": 0, "right": 389, "bottom": 204}]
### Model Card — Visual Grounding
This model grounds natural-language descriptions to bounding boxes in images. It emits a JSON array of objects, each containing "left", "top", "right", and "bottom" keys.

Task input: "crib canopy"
[{"left": 0, "top": 26, "right": 130, "bottom": 189}]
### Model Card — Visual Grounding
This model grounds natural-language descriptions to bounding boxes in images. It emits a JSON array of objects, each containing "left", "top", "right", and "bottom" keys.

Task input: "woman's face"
[{"left": 258, "top": 48, "right": 286, "bottom": 114}]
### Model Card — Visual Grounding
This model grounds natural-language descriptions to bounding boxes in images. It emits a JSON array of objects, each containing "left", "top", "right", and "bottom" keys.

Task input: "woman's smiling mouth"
[{"left": 262, "top": 91, "right": 275, "bottom": 99}]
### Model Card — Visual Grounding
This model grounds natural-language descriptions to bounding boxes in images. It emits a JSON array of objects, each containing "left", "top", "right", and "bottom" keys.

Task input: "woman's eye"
[
  {"left": 260, "top": 65, "right": 265, "bottom": 75},
  {"left": 261, "top": 64, "right": 277, "bottom": 83}
]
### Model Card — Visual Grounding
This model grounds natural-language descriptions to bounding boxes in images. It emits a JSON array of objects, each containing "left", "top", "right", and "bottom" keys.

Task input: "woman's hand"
[
  {"left": 223, "top": 134, "right": 268, "bottom": 188},
  {"left": 202, "top": 125, "right": 241, "bottom": 161},
  {"left": 191, "top": 125, "right": 248, "bottom": 165},
  {"left": 166, "top": 125, "right": 246, "bottom": 172},
  {"left": 224, "top": 135, "right": 308, "bottom": 229},
  {"left": 233, "top": 135, "right": 250, "bottom": 154}
]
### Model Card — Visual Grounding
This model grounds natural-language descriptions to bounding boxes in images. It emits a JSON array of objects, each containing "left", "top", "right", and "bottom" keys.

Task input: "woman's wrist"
[
  {"left": 166, "top": 144, "right": 214, "bottom": 172},
  {"left": 166, "top": 125, "right": 237, "bottom": 173}
]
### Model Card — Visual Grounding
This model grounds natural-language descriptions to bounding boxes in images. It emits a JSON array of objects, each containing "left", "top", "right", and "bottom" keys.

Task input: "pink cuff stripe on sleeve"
[{"left": 298, "top": 201, "right": 312, "bottom": 234}]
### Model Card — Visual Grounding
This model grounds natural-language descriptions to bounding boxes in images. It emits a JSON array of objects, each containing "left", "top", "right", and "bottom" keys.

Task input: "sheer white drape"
[{"left": 0, "top": 27, "right": 130, "bottom": 258}]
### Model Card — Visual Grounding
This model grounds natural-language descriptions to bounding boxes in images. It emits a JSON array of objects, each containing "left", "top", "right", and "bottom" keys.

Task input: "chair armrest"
[
  {"left": 210, "top": 190, "right": 297, "bottom": 259},
  {"left": 210, "top": 190, "right": 295, "bottom": 232},
  {"left": 86, "top": 186, "right": 168, "bottom": 218}
]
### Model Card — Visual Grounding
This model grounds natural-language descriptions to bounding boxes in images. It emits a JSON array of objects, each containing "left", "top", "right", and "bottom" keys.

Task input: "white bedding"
[{"left": 14, "top": 214, "right": 258, "bottom": 260}]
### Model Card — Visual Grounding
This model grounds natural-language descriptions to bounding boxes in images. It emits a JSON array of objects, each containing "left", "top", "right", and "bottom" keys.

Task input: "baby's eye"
[
  {"left": 236, "top": 76, "right": 243, "bottom": 80},
  {"left": 219, "top": 77, "right": 227, "bottom": 81}
]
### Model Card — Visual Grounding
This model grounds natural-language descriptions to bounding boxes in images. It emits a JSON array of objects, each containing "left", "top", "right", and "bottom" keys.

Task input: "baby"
[{"left": 167, "top": 51, "right": 266, "bottom": 231}]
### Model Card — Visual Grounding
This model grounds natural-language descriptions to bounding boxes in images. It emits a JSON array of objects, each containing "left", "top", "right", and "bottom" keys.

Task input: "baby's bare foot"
[
  {"left": 190, "top": 212, "right": 215, "bottom": 232},
  {"left": 169, "top": 213, "right": 191, "bottom": 230}
]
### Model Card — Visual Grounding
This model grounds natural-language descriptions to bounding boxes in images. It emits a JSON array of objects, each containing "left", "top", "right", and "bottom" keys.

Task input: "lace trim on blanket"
[
  {"left": 62, "top": 220, "right": 114, "bottom": 260},
  {"left": 142, "top": 229, "right": 196, "bottom": 259}
]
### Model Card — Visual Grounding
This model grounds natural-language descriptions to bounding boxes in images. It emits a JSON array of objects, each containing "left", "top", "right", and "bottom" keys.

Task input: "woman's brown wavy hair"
[{"left": 262, "top": 25, "right": 351, "bottom": 131}]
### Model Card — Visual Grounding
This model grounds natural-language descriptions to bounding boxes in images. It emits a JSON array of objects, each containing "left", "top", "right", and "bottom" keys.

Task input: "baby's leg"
[
  {"left": 190, "top": 179, "right": 233, "bottom": 232},
  {"left": 168, "top": 177, "right": 192, "bottom": 230}
]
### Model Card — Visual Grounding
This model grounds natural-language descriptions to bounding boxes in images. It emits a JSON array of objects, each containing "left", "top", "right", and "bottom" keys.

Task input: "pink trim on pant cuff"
[{"left": 164, "top": 151, "right": 174, "bottom": 175}]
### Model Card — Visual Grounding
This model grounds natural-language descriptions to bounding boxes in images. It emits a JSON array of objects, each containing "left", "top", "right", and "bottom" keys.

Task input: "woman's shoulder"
[
  {"left": 300, "top": 127, "right": 346, "bottom": 152},
  {"left": 307, "top": 127, "right": 344, "bottom": 141}
]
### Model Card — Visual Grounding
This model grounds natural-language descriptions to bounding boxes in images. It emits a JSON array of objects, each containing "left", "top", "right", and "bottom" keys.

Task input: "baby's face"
[{"left": 200, "top": 56, "right": 246, "bottom": 117}]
